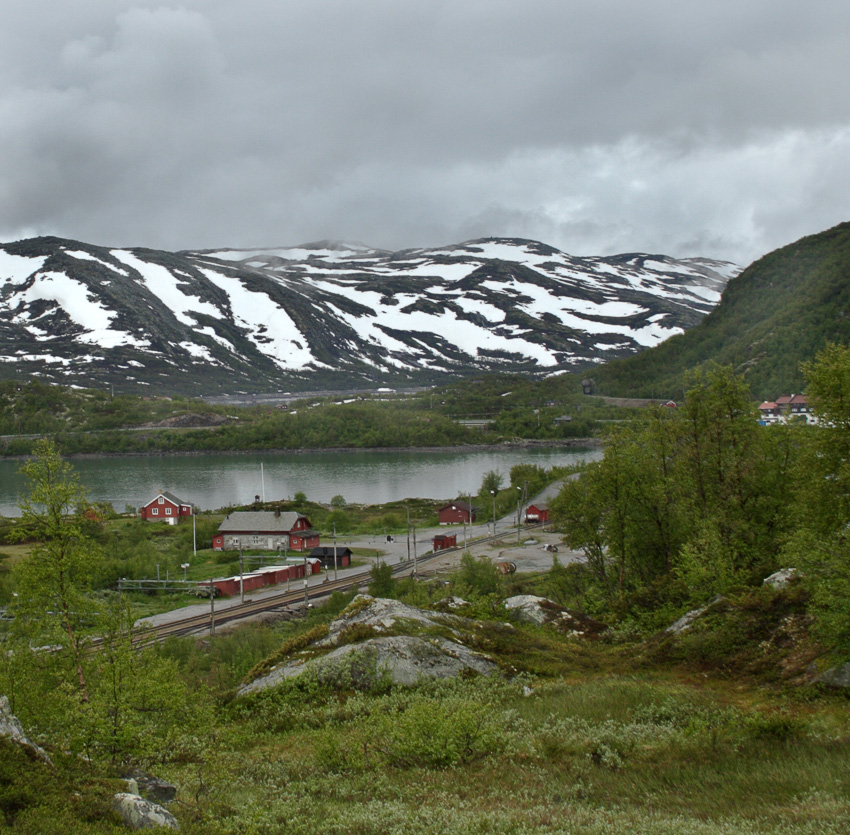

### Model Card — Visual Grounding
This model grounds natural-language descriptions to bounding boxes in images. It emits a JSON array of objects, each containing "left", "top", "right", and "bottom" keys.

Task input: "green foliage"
[
  {"left": 241, "top": 623, "right": 330, "bottom": 685},
  {"left": 552, "top": 366, "right": 796, "bottom": 616},
  {"left": 477, "top": 469, "right": 503, "bottom": 498},
  {"left": 595, "top": 220, "right": 850, "bottom": 399},
  {"left": 368, "top": 561, "right": 396, "bottom": 598},
  {"left": 329, "top": 494, "right": 346, "bottom": 508},
  {"left": 784, "top": 343, "right": 850, "bottom": 655},
  {"left": 10, "top": 440, "right": 101, "bottom": 702},
  {"left": 358, "top": 684, "right": 507, "bottom": 768},
  {"left": 451, "top": 553, "right": 502, "bottom": 599}
]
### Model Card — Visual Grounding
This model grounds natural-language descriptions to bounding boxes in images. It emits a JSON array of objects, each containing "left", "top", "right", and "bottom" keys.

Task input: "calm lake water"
[{"left": 0, "top": 446, "right": 601, "bottom": 516}]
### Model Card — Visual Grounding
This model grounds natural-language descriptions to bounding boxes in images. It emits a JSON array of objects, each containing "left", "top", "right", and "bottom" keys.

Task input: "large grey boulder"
[
  {"left": 0, "top": 695, "right": 51, "bottom": 765},
  {"left": 817, "top": 662, "right": 850, "bottom": 688},
  {"left": 111, "top": 793, "right": 179, "bottom": 830},
  {"left": 238, "top": 596, "right": 501, "bottom": 696},
  {"left": 239, "top": 634, "right": 498, "bottom": 695},
  {"left": 504, "top": 595, "right": 607, "bottom": 637},
  {"left": 123, "top": 769, "right": 178, "bottom": 805},
  {"left": 317, "top": 595, "right": 456, "bottom": 647}
]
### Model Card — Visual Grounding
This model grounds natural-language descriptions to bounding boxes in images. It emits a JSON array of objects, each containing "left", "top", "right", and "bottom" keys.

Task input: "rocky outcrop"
[
  {"left": 317, "top": 595, "right": 456, "bottom": 647},
  {"left": 817, "top": 662, "right": 850, "bottom": 688},
  {"left": 111, "top": 793, "right": 179, "bottom": 830},
  {"left": 763, "top": 568, "right": 799, "bottom": 589},
  {"left": 665, "top": 596, "right": 725, "bottom": 635},
  {"left": 238, "top": 596, "right": 498, "bottom": 696},
  {"left": 0, "top": 696, "right": 52, "bottom": 765},
  {"left": 504, "top": 595, "right": 607, "bottom": 637},
  {"left": 239, "top": 634, "right": 498, "bottom": 695}
]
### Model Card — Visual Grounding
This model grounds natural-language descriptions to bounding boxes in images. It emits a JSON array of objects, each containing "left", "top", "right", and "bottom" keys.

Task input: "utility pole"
[
  {"left": 412, "top": 523, "right": 417, "bottom": 576},
  {"left": 333, "top": 522, "right": 338, "bottom": 581},
  {"left": 406, "top": 505, "right": 411, "bottom": 563},
  {"left": 209, "top": 577, "right": 215, "bottom": 636},
  {"left": 516, "top": 486, "right": 521, "bottom": 543},
  {"left": 454, "top": 500, "right": 468, "bottom": 550},
  {"left": 491, "top": 489, "right": 497, "bottom": 536},
  {"left": 239, "top": 549, "right": 244, "bottom": 604}
]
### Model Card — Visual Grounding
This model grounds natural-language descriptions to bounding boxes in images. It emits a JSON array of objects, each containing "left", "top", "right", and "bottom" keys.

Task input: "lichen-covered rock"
[
  {"left": 763, "top": 568, "right": 799, "bottom": 589},
  {"left": 433, "top": 596, "right": 471, "bottom": 611},
  {"left": 504, "top": 595, "right": 607, "bottom": 637},
  {"left": 0, "top": 695, "right": 51, "bottom": 765},
  {"left": 665, "top": 596, "right": 725, "bottom": 635},
  {"left": 817, "top": 662, "right": 850, "bottom": 688},
  {"left": 111, "top": 793, "right": 179, "bottom": 830},
  {"left": 239, "top": 634, "right": 498, "bottom": 695},
  {"left": 318, "top": 595, "right": 454, "bottom": 647},
  {"left": 123, "top": 770, "right": 177, "bottom": 805}
]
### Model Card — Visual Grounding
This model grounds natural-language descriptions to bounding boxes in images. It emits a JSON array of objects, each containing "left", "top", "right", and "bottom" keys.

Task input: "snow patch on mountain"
[{"left": 0, "top": 235, "right": 740, "bottom": 393}]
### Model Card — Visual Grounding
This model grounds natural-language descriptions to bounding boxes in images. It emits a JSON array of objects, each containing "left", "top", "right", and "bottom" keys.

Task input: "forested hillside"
[{"left": 594, "top": 221, "right": 850, "bottom": 400}]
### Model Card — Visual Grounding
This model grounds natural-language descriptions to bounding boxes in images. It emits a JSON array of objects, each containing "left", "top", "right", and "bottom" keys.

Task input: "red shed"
[
  {"left": 208, "top": 577, "right": 237, "bottom": 597},
  {"left": 140, "top": 490, "right": 193, "bottom": 525},
  {"left": 525, "top": 502, "right": 550, "bottom": 523},
  {"left": 433, "top": 533, "right": 457, "bottom": 550},
  {"left": 438, "top": 500, "right": 476, "bottom": 525},
  {"left": 238, "top": 573, "right": 266, "bottom": 593}
]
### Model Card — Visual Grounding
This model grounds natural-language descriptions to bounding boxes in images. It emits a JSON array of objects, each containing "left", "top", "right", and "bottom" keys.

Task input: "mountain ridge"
[
  {"left": 0, "top": 235, "right": 738, "bottom": 395},
  {"left": 593, "top": 220, "right": 850, "bottom": 399}
]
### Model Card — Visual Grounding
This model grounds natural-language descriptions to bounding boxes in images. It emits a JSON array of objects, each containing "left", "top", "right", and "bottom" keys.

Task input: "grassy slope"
[
  {"left": 595, "top": 221, "right": 850, "bottom": 400},
  {"left": 2, "top": 582, "right": 849, "bottom": 833}
]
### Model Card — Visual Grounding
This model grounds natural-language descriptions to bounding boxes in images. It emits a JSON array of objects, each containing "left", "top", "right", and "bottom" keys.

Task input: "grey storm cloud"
[{"left": 2, "top": 0, "right": 850, "bottom": 265}]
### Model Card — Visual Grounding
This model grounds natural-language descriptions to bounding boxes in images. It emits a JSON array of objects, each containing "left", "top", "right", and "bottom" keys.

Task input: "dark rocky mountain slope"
[{"left": 0, "top": 236, "right": 737, "bottom": 395}]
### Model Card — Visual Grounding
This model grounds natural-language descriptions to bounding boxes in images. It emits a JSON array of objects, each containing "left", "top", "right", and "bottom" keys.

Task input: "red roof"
[{"left": 789, "top": 394, "right": 809, "bottom": 404}]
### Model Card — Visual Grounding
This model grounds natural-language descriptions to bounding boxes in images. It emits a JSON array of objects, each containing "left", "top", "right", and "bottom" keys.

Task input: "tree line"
[{"left": 550, "top": 344, "right": 850, "bottom": 656}]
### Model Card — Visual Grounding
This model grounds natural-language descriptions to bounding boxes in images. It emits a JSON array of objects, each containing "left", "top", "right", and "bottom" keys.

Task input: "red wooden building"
[
  {"left": 433, "top": 533, "right": 457, "bottom": 550},
  {"left": 525, "top": 502, "right": 550, "bottom": 523},
  {"left": 212, "top": 510, "right": 320, "bottom": 552},
  {"left": 438, "top": 500, "right": 476, "bottom": 525},
  {"left": 140, "top": 491, "right": 193, "bottom": 525}
]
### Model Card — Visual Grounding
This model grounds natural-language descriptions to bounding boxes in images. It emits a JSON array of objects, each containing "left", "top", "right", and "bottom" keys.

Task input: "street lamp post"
[
  {"left": 516, "top": 486, "right": 522, "bottom": 543},
  {"left": 490, "top": 489, "right": 497, "bottom": 536},
  {"left": 333, "top": 522, "right": 338, "bottom": 581}
]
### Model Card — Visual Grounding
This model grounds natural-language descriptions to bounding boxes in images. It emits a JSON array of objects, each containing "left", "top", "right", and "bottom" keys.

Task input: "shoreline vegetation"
[
  {"left": 5, "top": 436, "right": 602, "bottom": 461},
  {"left": 0, "top": 374, "right": 626, "bottom": 458}
]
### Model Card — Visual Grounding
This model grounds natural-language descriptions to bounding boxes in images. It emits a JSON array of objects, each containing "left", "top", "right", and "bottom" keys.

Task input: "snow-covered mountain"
[{"left": 0, "top": 235, "right": 739, "bottom": 394}]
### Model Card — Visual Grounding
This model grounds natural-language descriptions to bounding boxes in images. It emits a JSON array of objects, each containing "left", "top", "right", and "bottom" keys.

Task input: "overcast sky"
[{"left": 2, "top": 1, "right": 849, "bottom": 266}]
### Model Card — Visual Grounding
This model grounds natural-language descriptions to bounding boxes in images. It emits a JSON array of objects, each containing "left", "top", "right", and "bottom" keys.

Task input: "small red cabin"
[
  {"left": 438, "top": 501, "right": 476, "bottom": 525},
  {"left": 433, "top": 533, "right": 457, "bottom": 550},
  {"left": 525, "top": 502, "right": 550, "bottom": 523},
  {"left": 140, "top": 491, "right": 193, "bottom": 525}
]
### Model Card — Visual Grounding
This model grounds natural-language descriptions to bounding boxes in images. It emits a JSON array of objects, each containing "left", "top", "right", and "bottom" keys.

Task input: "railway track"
[{"left": 138, "top": 524, "right": 544, "bottom": 642}]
